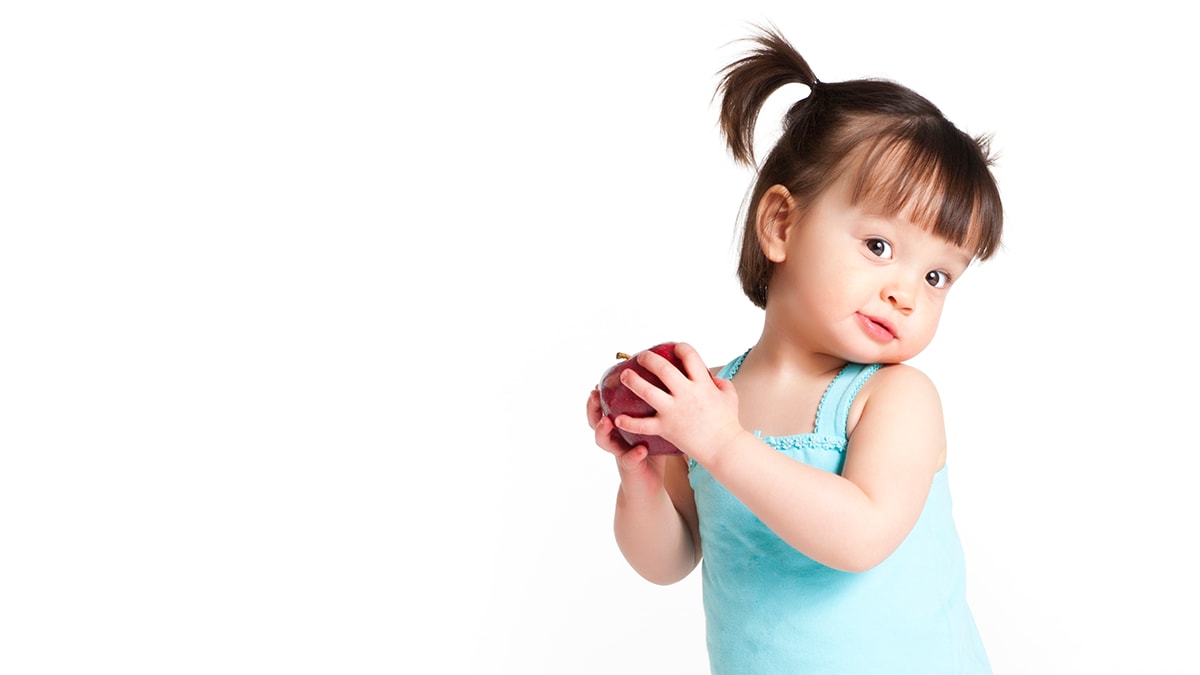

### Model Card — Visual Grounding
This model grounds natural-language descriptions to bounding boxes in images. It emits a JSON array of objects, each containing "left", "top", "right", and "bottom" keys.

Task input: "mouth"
[{"left": 856, "top": 312, "right": 897, "bottom": 342}]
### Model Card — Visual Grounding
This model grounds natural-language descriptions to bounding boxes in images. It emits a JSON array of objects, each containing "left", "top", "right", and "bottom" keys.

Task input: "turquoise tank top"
[{"left": 688, "top": 351, "right": 991, "bottom": 674}]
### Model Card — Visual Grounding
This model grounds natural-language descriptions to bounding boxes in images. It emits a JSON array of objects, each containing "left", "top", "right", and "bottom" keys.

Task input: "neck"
[{"left": 748, "top": 318, "right": 847, "bottom": 380}]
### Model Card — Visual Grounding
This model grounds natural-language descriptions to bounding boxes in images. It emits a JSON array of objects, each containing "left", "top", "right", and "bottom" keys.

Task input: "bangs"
[{"left": 846, "top": 125, "right": 1003, "bottom": 260}]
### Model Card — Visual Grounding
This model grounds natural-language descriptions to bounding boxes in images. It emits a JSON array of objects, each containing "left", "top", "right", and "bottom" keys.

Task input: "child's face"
[{"left": 766, "top": 176, "right": 974, "bottom": 365}]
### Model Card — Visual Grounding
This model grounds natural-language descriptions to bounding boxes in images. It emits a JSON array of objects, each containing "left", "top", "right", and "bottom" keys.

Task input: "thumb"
[
  {"left": 617, "top": 445, "right": 650, "bottom": 473},
  {"left": 715, "top": 376, "right": 737, "bottom": 394}
]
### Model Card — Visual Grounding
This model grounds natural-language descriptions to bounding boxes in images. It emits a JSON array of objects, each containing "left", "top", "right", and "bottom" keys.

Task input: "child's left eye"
[
  {"left": 865, "top": 238, "right": 892, "bottom": 258},
  {"left": 926, "top": 270, "right": 950, "bottom": 288}
]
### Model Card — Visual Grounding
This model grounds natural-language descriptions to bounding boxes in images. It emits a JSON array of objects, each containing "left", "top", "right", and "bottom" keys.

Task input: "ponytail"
[{"left": 716, "top": 26, "right": 819, "bottom": 167}]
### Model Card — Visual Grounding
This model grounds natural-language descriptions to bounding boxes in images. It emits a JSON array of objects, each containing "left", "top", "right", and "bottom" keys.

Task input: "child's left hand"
[{"left": 611, "top": 342, "right": 745, "bottom": 466}]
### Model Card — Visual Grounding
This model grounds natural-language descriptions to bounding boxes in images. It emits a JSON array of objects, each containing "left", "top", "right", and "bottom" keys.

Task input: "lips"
[{"left": 856, "top": 312, "right": 897, "bottom": 342}]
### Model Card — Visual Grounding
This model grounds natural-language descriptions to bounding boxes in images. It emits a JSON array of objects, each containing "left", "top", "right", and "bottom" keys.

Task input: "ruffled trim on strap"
[
  {"left": 811, "top": 366, "right": 845, "bottom": 438},
  {"left": 688, "top": 432, "right": 846, "bottom": 470},
  {"left": 756, "top": 430, "right": 847, "bottom": 454},
  {"left": 716, "top": 348, "right": 751, "bottom": 380},
  {"left": 836, "top": 363, "right": 881, "bottom": 438}
]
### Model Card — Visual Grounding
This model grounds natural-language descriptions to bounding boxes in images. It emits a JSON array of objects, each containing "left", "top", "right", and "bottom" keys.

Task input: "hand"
[
  {"left": 611, "top": 342, "right": 744, "bottom": 466},
  {"left": 587, "top": 387, "right": 670, "bottom": 502}
]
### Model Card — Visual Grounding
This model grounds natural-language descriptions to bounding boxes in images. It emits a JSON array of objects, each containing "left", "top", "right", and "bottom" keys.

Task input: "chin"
[{"left": 840, "top": 344, "right": 914, "bottom": 365}]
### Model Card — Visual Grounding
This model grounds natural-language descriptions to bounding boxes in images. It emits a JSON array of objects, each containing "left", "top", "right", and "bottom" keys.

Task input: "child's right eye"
[{"left": 865, "top": 238, "right": 893, "bottom": 259}]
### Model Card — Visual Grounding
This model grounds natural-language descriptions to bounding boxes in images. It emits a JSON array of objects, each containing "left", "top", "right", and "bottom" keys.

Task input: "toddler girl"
[{"left": 586, "top": 25, "right": 1001, "bottom": 674}]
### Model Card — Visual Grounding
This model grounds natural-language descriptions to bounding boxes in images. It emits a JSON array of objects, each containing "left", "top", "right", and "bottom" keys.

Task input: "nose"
[{"left": 882, "top": 277, "right": 915, "bottom": 313}]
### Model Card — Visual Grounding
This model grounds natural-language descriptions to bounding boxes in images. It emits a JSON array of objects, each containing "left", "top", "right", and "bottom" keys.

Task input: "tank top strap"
[
  {"left": 813, "top": 362, "right": 882, "bottom": 439},
  {"left": 717, "top": 349, "right": 750, "bottom": 380}
]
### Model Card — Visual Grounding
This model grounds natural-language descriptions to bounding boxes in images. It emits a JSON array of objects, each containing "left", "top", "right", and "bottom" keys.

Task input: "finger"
[
  {"left": 615, "top": 443, "right": 649, "bottom": 472},
  {"left": 586, "top": 389, "right": 603, "bottom": 428},
  {"left": 635, "top": 349, "right": 689, "bottom": 392},
  {"left": 613, "top": 412, "right": 660, "bottom": 437},
  {"left": 595, "top": 415, "right": 638, "bottom": 455},
  {"left": 619, "top": 367, "right": 673, "bottom": 412},
  {"left": 715, "top": 375, "right": 737, "bottom": 395},
  {"left": 672, "top": 342, "right": 709, "bottom": 381},
  {"left": 593, "top": 416, "right": 639, "bottom": 460}
]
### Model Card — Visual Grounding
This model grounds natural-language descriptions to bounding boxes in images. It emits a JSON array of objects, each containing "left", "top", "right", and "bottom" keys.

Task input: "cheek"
[
  {"left": 907, "top": 290, "right": 945, "bottom": 327},
  {"left": 915, "top": 305, "right": 945, "bottom": 341},
  {"left": 920, "top": 286, "right": 949, "bottom": 312}
]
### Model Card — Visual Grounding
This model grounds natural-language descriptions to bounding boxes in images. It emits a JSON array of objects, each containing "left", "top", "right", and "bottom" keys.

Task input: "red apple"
[{"left": 597, "top": 342, "right": 685, "bottom": 456}]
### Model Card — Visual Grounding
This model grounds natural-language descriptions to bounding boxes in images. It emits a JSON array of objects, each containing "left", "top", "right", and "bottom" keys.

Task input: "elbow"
[
  {"left": 814, "top": 514, "right": 914, "bottom": 573},
  {"left": 639, "top": 571, "right": 687, "bottom": 586},
  {"left": 820, "top": 539, "right": 898, "bottom": 574},
  {"left": 633, "top": 560, "right": 696, "bottom": 586},
  {"left": 619, "top": 547, "right": 699, "bottom": 586},
  {"left": 831, "top": 555, "right": 886, "bottom": 574}
]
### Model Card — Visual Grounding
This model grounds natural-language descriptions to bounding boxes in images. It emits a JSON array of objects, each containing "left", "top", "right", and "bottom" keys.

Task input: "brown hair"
[{"left": 717, "top": 26, "right": 1003, "bottom": 308}]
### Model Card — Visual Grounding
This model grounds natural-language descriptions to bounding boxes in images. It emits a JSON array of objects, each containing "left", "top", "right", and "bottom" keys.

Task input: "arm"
[
  {"left": 614, "top": 344, "right": 944, "bottom": 573},
  {"left": 587, "top": 389, "right": 701, "bottom": 585}
]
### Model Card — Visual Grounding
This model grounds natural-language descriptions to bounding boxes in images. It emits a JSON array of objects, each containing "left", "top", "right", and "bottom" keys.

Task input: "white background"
[{"left": 3, "top": 2, "right": 1197, "bottom": 673}]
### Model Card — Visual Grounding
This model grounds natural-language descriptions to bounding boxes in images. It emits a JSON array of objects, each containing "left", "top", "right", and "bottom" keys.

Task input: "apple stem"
[{"left": 615, "top": 352, "right": 631, "bottom": 360}]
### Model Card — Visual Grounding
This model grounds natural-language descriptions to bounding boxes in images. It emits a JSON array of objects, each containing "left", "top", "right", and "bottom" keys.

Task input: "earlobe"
[{"left": 756, "top": 185, "right": 799, "bottom": 263}]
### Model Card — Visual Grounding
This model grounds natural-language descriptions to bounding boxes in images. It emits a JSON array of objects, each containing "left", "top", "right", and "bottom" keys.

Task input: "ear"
[{"left": 755, "top": 185, "right": 800, "bottom": 263}]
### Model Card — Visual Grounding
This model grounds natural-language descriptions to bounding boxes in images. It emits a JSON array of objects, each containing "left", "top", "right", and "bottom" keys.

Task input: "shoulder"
[
  {"left": 847, "top": 363, "right": 943, "bottom": 435},
  {"left": 867, "top": 362, "right": 939, "bottom": 396},
  {"left": 846, "top": 362, "right": 948, "bottom": 472}
]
